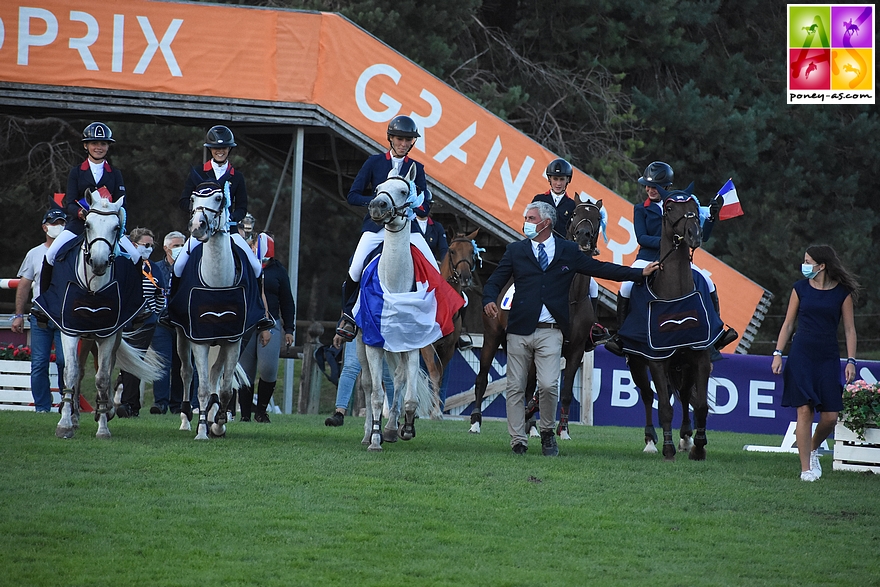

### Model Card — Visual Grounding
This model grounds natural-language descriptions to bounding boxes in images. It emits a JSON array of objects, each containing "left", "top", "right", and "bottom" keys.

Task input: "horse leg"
[
  {"left": 93, "top": 335, "right": 120, "bottom": 439},
  {"left": 470, "top": 325, "right": 500, "bottom": 433},
  {"left": 678, "top": 381, "right": 695, "bottom": 452},
  {"left": 648, "top": 362, "right": 676, "bottom": 461},
  {"left": 364, "top": 344, "right": 385, "bottom": 451},
  {"left": 525, "top": 362, "right": 540, "bottom": 437},
  {"left": 400, "top": 351, "right": 420, "bottom": 441},
  {"left": 55, "top": 334, "right": 81, "bottom": 439},
  {"left": 210, "top": 344, "right": 238, "bottom": 438},
  {"left": 689, "top": 354, "right": 711, "bottom": 461},
  {"left": 557, "top": 355, "right": 575, "bottom": 441},
  {"left": 176, "top": 332, "right": 194, "bottom": 431},
  {"left": 191, "top": 345, "right": 212, "bottom": 440},
  {"left": 628, "top": 357, "right": 658, "bottom": 453}
]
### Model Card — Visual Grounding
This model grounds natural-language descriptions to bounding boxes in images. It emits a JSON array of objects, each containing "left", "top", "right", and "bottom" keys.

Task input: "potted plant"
[
  {"left": 834, "top": 379, "right": 880, "bottom": 473},
  {"left": 841, "top": 379, "right": 880, "bottom": 441}
]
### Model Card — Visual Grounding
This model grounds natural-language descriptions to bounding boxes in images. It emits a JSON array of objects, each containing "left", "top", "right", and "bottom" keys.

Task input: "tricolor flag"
[
  {"left": 354, "top": 246, "right": 464, "bottom": 352},
  {"left": 716, "top": 179, "right": 743, "bottom": 220}
]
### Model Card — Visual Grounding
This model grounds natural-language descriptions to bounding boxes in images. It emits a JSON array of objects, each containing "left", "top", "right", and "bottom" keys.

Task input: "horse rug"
[
  {"left": 167, "top": 243, "right": 264, "bottom": 344},
  {"left": 618, "top": 269, "right": 723, "bottom": 360},
  {"left": 354, "top": 246, "right": 464, "bottom": 353},
  {"left": 34, "top": 236, "right": 146, "bottom": 338}
]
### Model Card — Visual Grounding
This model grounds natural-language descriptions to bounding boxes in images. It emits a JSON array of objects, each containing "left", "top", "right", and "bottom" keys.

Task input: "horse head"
[
  {"left": 567, "top": 197, "right": 605, "bottom": 256},
  {"left": 369, "top": 165, "right": 420, "bottom": 233},
  {"left": 82, "top": 190, "right": 124, "bottom": 276},
  {"left": 663, "top": 192, "right": 702, "bottom": 251},
  {"left": 445, "top": 229, "right": 481, "bottom": 289},
  {"left": 189, "top": 182, "right": 229, "bottom": 242}
]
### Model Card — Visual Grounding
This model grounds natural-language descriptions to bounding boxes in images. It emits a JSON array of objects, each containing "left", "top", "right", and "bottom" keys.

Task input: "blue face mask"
[
  {"left": 523, "top": 222, "right": 539, "bottom": 239},
  {"left": 801, "top": 263, "right": 819, "bottom": 279},
  {"left": 170, "top": 245, "right": 183, "bottom": 261}
]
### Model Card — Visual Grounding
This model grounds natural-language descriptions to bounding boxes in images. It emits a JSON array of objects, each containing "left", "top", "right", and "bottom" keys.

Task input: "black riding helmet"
[
  {"left": 638, "top": 161, "right": 674, "bottom": 188},
  {"left": 204, "top": 125, "right": 237, "bottom": 149},
  {"left": 387, "top": 115, "right": 420, "bottom": 138},
  {"left": 545, "top": 158, "right": 573, "bottom": 178},
  {"left": 82, "top": 122, "right": 115, "bottom": 143}
]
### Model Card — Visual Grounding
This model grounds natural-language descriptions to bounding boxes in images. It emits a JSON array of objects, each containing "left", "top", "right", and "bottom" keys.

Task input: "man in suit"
[
  {"left": 531, "top": 158, "right": 577, "bottom": 238},
  {"left": 483, "top": 202, "right": 659, "bottom": 456}
]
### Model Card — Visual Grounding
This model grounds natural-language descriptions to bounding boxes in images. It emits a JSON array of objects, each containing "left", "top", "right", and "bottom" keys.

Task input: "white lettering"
[
  {"left": 708, "top": 377, "right": 737, "bottom": 415},
  {"left": 355, "top": 64, "right": 402, "bottom": 123},
  {"left": 69, "top": 11, "right": 99, "bottom": 71},
  {"left": 112, "top": 14, "right": 124, "bottom": 72},
  {"left": 591, "top": 367, "right": 601, "bottom": 402},
  {"left": 611, "top": 369, "right": 640, "bottom": 408},
  {"left": 408, "top": 88, "right": 441, "bottom": 153},
  {"left": 133, "top": 16, "right": 182, "bottom": 76},
  {"left": 606, "top": 217, "right": 637, "bottom": 265},
  {"left": 749, "top": 381, "right": 776, "bottom": 418},
  {"left": 473, "top": 136, "right": 535, "bottom": 209},
  {"left": 18, "top": 7, "right": 57, "bottom": 66},
  {"left": 434, "top": 122, "right": 476, "bottom": 164}
]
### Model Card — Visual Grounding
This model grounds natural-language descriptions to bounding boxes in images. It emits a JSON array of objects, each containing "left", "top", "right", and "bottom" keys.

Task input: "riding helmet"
[
  {"left": 42, "top": 209, "right": 67, "bottom": 224},
  {"left": 638, "top": 161, "right": 674, "bottom": 188},
  {"left": 204, "top": 125, "right": 237, "bottom": 149},
  {"left": 82, "top": 122, "right": 115, "bottom": 143},
  {"left": 386, "top": 115, "right": 421, "bottom": 138},
  {"left": 546, "top": 158, "right": 573, "bottom": 178}
]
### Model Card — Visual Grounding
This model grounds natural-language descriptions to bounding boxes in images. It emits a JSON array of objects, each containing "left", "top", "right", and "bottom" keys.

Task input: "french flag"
[
  {"left": 716, "top": 179, "right": 743, "bottom": 220},
  {"left": 354, "top": 246, "right": 464, "bottom": 352}
]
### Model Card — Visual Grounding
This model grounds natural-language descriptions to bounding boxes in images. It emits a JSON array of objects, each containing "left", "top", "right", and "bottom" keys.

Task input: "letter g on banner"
[{"left": 355, "top": 63, "right": 402, "bottom": 123}]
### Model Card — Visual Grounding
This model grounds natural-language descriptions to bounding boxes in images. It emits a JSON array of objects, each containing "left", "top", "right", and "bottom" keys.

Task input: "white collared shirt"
[
  {"left": 88, "top": 159, "right": 104, "bottom": 184},
  {"left": 211, "top": 160, "right": 229, "bottom": 180},
  {"left": 550, "top": 191, "right": 565, "bottom": 207}
]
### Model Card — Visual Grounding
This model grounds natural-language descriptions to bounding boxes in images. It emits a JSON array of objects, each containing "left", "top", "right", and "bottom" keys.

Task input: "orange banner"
[{"left": 0, "top": 0, "right": 766, "bottom": 342}]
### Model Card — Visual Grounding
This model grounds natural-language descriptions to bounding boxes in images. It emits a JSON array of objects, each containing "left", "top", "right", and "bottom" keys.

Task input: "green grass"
[{"left": 1, "top": 412, "right": 877, "bottom": 587}]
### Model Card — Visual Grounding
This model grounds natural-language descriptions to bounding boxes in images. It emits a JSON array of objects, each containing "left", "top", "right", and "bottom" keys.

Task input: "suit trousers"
[{"left": 505, "top": 328, "right": 563, "bottom": 446}]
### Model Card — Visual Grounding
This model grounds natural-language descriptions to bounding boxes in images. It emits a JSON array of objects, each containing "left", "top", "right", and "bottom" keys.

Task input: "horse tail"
[
  {"left": 414, "top": 366, "right": 442, "bottom": 420},
  {"left": 114, "top": 339, "right": 167, "bottom": 383},
  {"left": 232, "top": 362, "right": 250, "bottom": 392}
]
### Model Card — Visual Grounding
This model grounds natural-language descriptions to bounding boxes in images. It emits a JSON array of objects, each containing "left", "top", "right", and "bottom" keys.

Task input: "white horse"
[
  {"left": 52, "top": 191, "right": 165, "bottom": 439},
  {"left": 174, "top": 184, "right": 247, "bottom": 440},
  {"left": 356, "top": 166, "right": 428, "bottom": 451}
]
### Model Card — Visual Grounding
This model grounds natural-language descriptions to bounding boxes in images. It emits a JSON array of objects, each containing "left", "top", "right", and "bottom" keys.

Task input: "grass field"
[{"left": 2, "top": 411, "right": 877, "bottom": 587}]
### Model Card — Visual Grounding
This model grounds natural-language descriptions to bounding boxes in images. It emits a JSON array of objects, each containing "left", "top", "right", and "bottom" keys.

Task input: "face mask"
[
  {"left": 46, "top": 224, "right": 64, "bottom": 238},
  {"left": 137, "top": 245, "right": 153, "bottom": 260},
  {"left": 801, "top": 263, "right": 819, "bottom": 279},
  {"left": 523, "top": 222, "right": 539, "bottom": 239},
  {"left": 170, "top": 246, "right": 183, "bottom": 261}
]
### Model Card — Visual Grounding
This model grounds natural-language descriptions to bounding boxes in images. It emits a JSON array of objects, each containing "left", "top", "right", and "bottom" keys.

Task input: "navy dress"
[{"left": 781, "top": 279, "right": 851, "bottom": 411}]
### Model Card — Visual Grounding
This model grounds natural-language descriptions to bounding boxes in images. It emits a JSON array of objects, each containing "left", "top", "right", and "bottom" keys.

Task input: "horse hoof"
[
  {"left": 179, "top": 420, "right": 191, "bottom": 432},
  {"left": 643, "top": 440, "right": 658, "bottom": 454},
  {"left": 368, "top": 434, "right": 383, "bottom": 451},
  {"left": 55, "top": 427, "right": 75, "bottom": 439},
  {"left": 209, "top": 424, "right": 227, "bottom": 438},
  {"left": 400, "top": 425, "right": 415, "bottom": 441},
  {"left": 194, "top": 433, "right": 209, "bottom": 440},
  {"left": 368, "top": 443, "right": 383, "bottom": 452},
  {"left": 679, "top": 436, "right": 694, "bottom": 451},
  {"left": 361, "top": 434, "right": 371, "bottom": 446},
  {"left": 383, "top": 428, "right": 399, "bottom": 443},
  {"left": 96, "top": 430, "right": 111, "bottom": 439},
  {"left": 559, "top": 430, "right": 571, "bottom": 441},
  {"left": 469, "top": 422, "right": 481, "bottom": 434},
  {"left": 529, "top": 425, "right": 540, "bottom": 438},
  {"left": 689, "top": 447, "right": 706, "bottom": 461}
]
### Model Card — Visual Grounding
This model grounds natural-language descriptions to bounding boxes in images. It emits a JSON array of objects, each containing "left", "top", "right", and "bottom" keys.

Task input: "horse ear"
[
  {"left": 405, "top": 163, "right": 417, "bottom": 183},
  {"left": 116, "top": 196, "right": 125, "bottom": 209},
  {"left": 466, "top": 228, "right": 479, "bottom": 240},
  {"left": 596, "top": 199, "right": 603, "bottom": 209}
]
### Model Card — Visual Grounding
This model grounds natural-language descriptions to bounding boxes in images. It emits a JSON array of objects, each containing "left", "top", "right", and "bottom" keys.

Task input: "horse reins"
[
  {"left": 656, "top": 209, "right": 698, "bottom": 268},
  {"left": 446, "top": 238, "right": 477, "bottom": 287},
  {"left": 374, "top": 178, "right": 413, "bottom": 232},
  {"left": 568, "top": 204, "right": 601, "bottom": 253}
]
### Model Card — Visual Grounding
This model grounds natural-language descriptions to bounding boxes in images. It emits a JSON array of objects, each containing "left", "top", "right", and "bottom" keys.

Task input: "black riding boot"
[
  {"left": 604, "top": 293, "right": 630, "bottom": 357},
  {"left": 238, "top": 385, "right": 254, "bottom": 421},
  {"left": 336, "top": 277, "right": 360, "bottom": 342},
  {"left": 254, "top": 379, "right": 275, "bottom": 423},
  {"left": 710, "top": 290, "right": 739, "bottom": 351}
]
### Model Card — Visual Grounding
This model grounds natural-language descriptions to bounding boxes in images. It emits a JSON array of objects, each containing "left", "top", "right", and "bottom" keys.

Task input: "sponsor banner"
[{"left": 445, "top": 347, "right": 880, "bottom": 436}]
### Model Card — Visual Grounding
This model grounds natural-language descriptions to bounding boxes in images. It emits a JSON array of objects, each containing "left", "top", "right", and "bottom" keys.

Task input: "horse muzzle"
[{"left": 368, "top": 195, "right": 393, "bottom": 223}]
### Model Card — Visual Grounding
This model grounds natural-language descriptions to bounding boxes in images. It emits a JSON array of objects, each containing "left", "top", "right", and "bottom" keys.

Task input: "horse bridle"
[
  {"left": 568, "top": 203, "right": 601, "bottom": 252},
  {"left": 446, "top": 237, "right": 477, "bottom": 286},
  {"left": 657, "top": 205, "right": 699, "bottom": 267},
  {"left": 81, "top": 208, "right": 120, "bottom": 266},
  {"left": 373, "top": 178, "right": 413, "bottom": 232},
  {"left": 191, "top": 199, "right": 227, "bottom": 236}
]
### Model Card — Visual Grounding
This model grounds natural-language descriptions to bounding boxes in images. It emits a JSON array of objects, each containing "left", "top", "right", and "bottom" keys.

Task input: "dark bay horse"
[
  {"left": 469, "top": 199, "right": 606, "bottom": 436},
  {"left": 623, "top": 193, "right": 713, "bottom": 461},
  {"left": 420, "top": 229, "right": 480, "bottom": 414}
]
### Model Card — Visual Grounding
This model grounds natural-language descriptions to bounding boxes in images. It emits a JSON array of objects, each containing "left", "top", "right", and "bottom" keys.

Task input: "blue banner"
[{"left": 444, "top": 346, "right": 880, "bottom": 436}]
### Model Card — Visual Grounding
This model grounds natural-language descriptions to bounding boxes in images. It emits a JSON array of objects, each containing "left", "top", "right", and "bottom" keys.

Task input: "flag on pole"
[{"left": 716, "top": 179, "right": 743, "bottom": 220}]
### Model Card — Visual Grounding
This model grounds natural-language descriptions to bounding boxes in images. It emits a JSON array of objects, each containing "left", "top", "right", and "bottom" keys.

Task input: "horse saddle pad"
[
  {"left": 182, "top": 286, "right": 248, "bottom": 342},
  {"left": 60, "top": 281, "right": 123, "bottom": 336},
  {"left": 646, "top": 290, "right": 712, "bottom": 351}
]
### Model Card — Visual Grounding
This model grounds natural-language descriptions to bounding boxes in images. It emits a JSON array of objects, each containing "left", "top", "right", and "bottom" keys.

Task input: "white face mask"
[
  {"left": 170, "top": 246, "right": 183, "bottom": 261},
  {"left": 136, "top": 245, "right": 153, "bottom": 260},
  {"left": 46, "top": 224, "right": 64, "bottom": 239}
]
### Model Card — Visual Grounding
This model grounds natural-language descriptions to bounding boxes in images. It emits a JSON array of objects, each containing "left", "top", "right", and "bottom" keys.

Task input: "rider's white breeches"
[
  {"left": 45, "top": 229, "right": 139, "bottom": 266},
  {"left": 174, "top": 232, "right": 261, "bottom": 278},
  {"left": 348, "top": 229, "right": 438, "bottom": 281}
]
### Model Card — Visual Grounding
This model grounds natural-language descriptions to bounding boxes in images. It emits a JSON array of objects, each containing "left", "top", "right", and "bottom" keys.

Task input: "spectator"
[{"left": 11, "top": 208, "right": 67, "bottom": 412}]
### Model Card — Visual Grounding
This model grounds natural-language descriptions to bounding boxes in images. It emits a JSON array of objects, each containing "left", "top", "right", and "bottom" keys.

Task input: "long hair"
[{"left": 806, "top": 244, "right": 861, "bottom": 303}]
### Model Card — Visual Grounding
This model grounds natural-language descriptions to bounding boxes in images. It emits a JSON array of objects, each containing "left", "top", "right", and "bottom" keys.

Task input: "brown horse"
[
  {"left": 623, "top": 193, "right": 712, "bottom": 461},
  {"left": 420, "top": 229, "right": 479, "bottom": 413},
  {"left": 555, "top": 199, "right": 607, "bottom": 439},
  {"left": 469, "top": 200, "right": 606, "bottom": 436}
]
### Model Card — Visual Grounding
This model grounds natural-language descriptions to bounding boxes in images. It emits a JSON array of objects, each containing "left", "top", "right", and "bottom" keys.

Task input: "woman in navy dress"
[{"left": 771, "top": 244, "right": 859, "bottom": 482}]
